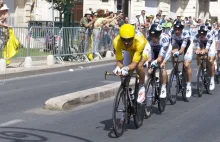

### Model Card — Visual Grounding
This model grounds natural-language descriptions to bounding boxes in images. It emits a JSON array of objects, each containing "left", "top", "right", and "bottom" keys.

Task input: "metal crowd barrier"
[
  {"left": 29, "top": 26, "right": 60, "bottom": 57},
  {"left": 0, "top": 26, "right": 119, "bottom": 63},
  {"left": 55, "top": 27, "right": 89, "bottom": 62}
]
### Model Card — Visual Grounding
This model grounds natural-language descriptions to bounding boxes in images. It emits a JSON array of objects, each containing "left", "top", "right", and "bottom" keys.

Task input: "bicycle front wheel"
[
  {"left": 197, "top": 66, "right": 204, "bottom": 97},
  {"left": 204, "top": 66, "right": 211, "bottom": 94},
  {"left": 181, "top": 69, "right": 188, "bottom": 102},
  {"left": 133, "top": 82, "right": 144, "bottom": 128},
  {"left": 144, "top": 77, "right": 153, "bottom": 119},
  {"left": 168, "top": 69, "right": 177, "bottom": 105},
  {"left": 112, "top": 86, "right": 126, "bottom": 137}
]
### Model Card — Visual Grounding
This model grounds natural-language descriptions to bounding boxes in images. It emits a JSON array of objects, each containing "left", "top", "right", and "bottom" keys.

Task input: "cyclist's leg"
[
  {"left": 184, "top": 42, "right": 193, "bottom": 97},
  {"left": 218, "top": 44, "right": 220, "bottom": 72},
  {"left": 208, "top": 47, "right": 216, "bottom": 90},
  {"left": 136, "top": 44, "right": 152, "bottom": 103},
  {"left": 218, "top": 50, "right": 220, "bottom": 72},
  {"left": 171, "top": 41, "right": 180, "bottom": 67},
  {"left": 158, "top": 62, "right": 167, "bottom": 98}
]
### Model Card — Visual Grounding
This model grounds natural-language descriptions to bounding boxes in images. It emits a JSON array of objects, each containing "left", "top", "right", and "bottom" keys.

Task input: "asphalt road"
[{"left": 0, "top": 60, "right": 219, "bottom": 142}]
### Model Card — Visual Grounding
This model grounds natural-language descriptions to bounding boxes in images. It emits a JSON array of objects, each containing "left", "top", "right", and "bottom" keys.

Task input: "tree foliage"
[{"left": 45, "top": 0, "right": 68, "bottom": 13}]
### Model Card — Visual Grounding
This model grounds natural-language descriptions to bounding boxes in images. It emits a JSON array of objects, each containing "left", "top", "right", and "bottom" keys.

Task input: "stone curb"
[
  {"left": 44, "top": 70, "right": 172, "bottom": 111},
  {"left": 0, "top": 58, "right": 114, "bottom": 80}
]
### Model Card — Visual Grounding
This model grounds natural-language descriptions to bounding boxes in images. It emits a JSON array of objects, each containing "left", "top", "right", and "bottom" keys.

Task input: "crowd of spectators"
[{"left": 79, "top": 8, "right": 216, "bottom": 60}]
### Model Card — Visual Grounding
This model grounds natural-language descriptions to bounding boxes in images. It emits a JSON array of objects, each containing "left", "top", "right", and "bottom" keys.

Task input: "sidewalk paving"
[{"left": 0, "top": 57, "right": 114, "bottom": 80}]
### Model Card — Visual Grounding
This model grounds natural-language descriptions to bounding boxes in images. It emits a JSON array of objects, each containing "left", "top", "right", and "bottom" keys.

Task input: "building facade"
[
  {"left": 83, "top": 0, "right": 210, "bottom": 21},
  {"left": 209, "top": 0, "right": 220, "bottom": 22},
  {"left": 5, "top": 0, "right": 59, "bottom": 27},
  {"left": 4, "top": 0, "right": 213, "bottom": 27}
]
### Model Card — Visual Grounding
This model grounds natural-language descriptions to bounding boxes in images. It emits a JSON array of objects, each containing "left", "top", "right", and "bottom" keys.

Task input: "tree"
[
  {"left": 45, "top": 0, "right": 74, "bottom": 27},
  {"left": 45, "top": 0, "right": 74, "bottom": 57}
]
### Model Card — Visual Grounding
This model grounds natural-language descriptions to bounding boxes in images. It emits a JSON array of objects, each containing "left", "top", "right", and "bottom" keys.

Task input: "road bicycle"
[
  {"left": 144, "top": 66, "right": 167, "bottom": 118},
  {"left": 105, "top": 71, "right": 144, "bottom": 137},
  {"left": 168, "top": 56, "right": 188, "bottom": 104},
  {"left": 197, "top": 54, "right": 211, "bottom": 96}
]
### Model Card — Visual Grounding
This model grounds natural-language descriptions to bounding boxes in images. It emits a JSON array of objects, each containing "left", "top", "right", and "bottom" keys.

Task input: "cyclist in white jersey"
[
  {"left": 142, "top": 23, "right": 171, "bottom": 100},
  {"left": 169, "top": 20, "right": 193, "bottom": 98},
  {"left": 216, "top": 23, "right": 220, "bottom": 72},
  {"left": 194, "top": 25, "right": 216, "bottom": 90},
  {"left": 205, "top": 22, "right": 218, "bottom": 52}
]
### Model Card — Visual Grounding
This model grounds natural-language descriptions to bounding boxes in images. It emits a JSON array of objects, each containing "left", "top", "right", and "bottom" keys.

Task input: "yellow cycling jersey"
[{"left": 113, "top": 33, "right": 147, "bottom": 62}]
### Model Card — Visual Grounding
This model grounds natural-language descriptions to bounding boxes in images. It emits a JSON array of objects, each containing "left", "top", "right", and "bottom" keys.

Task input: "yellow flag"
[{"left": 2, "top": 28, "right": 19, "bottom": 65}]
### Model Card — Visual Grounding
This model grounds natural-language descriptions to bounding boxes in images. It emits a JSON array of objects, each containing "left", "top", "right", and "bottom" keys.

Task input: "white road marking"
[{"left": 0, "top": 119, "right": 24, "bottom": 127}]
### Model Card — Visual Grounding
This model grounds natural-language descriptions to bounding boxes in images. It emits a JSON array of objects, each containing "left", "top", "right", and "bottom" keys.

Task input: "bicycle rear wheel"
[
  {"left": 168, "top": 69, "right": 177, "bottom": 105},
  {"left": 197, "top": 66, "right": 204, "bottom": 97},
  {"left": 181, "top": 69, "right": 188, "bottom": 102},
  {"left": 144, "top": 77, "right": 153, "bottom": 119},
  {"left": 112, "top": 86, "right": 126, "bottom": 137},
  {"left": 204, "top": 66, "right": 211, "bottom": 94},
  {"left": 133, "top": 82, "right": 144, "bottom": 128}
]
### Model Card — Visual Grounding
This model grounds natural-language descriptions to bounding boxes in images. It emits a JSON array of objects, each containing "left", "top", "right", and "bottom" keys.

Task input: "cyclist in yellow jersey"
[{"left": 113, "top": 24, "right": 148, "bottom": 103}]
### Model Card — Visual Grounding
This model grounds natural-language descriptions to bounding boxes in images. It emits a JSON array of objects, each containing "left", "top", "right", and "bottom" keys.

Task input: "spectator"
[
  {"left": 184, "top": 17, "right": 190, "bottom": 31},
  {"left": 79, "top": 10, "right": 95, "bottom": 29},
  {"left": 117, "top": 12, "right": 124, "bottom": 27},
  {"left": 189, "top": 16, "right": 193, "bottom": 25},
  {"left": 160, "top": 14, "right": 166, "bottom": 25},
  {"left": 134, "top": 13, "right": 140, "bottom": 28},
  {"left": 124, "top": 16, "right": 129, "bottom": 24},
  {"left": 155, "top": 14, "right": 161, "bottom": 23},
  {"left": 139, "top": 10, "right": 147, "bottom": 37},
  {"left": 109, "top": 12, "right": 119, "bottom": 28},
  {"left": 0, "top": 4, "right": 10, "bottom": 50},
  {"left": 157, "top": 10, "right": 162, "bottom": 17},
  {"left": 93, "top": 9, "right": 116, "bottom": 57}
]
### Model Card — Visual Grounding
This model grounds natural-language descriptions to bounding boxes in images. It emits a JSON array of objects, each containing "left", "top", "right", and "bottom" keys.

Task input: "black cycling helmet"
[
  {"left": 173, "top": 20, "right": 184, "bottom": 29},
  {"left": 205, "top": 22, "right": 212, "bottom": 31},
  {"left": 149, "top": 23, "right": 162, "bottom": 37},
  {"left": 198, "top": 25, "right": 208, "bottom": 35}
]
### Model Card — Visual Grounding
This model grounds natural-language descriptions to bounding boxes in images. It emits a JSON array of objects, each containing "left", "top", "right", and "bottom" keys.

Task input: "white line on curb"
[{"left": 0, "top": 119, "right": 25, "bottom": 127}]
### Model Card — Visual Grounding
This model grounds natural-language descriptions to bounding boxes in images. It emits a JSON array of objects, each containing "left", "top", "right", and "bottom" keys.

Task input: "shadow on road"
[
  {"left": 0, "top": 127, "right": 93, "bottom": 142},
  {"left": 98, "top": 118, "right": 138, "bottom": 138}
]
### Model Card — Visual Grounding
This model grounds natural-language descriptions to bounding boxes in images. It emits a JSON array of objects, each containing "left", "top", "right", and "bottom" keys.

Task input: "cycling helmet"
[
  {"left": 119, "top": 24, "right": 135, "bottom": 40},
  {"left": 205, "top": 22, "right": 212, "bottom": 31},
  {"left": 198, "top": 25, "right": 208, "bottom": 35},
  {"left": 173, "top": 20, "right": 184, "bottom": 29},
  {"left": 149, "top": 23, "right": 162, "bottom": 37}
]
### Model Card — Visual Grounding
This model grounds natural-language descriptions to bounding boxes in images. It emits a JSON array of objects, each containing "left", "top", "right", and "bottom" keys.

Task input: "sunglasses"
[{"left": 121, "top": 37, "right": 134, "bottom": 43}]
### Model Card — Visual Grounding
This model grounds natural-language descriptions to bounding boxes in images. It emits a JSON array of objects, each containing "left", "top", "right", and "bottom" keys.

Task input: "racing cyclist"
[
  {"left": 205, "top": 22, "right": 218, "bottom": 70},
  {"left": 194, "top": 25, "right": 216, "bottom": 90},
  {"left": 216, "top": 23, "right": 220, "bottom": 72},
  {"left": 169, "top": 20, "right": 193, "bottom": 98},
  {"left": 142, "top": 23, "right": 171, "bottom": 101},
  {"left": 113, "top": 24, "right": 147, "bottom": 104}
]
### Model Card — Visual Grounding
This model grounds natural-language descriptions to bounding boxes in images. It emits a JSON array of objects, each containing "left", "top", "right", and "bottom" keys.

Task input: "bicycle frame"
[
  {"left": 148, "top": 67, "right": 161, "bottom": 104},
  {"left": 105, "top": 71, "right": 139, "bottom": 114},
  {"left": 172, "top": 56, "right": 185, "bottom": 92}
]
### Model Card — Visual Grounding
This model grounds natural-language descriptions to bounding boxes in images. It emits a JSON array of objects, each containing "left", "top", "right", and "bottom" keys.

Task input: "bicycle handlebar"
[{"left": 104, "top": 71, "right": 139, "bottom": 80}]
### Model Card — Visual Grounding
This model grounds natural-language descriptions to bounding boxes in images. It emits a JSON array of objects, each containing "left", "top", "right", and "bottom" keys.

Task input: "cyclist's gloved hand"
[
  {"left": 151, "top": 60, "right": 158, "bottom": 68},
  {"left": 173, "top": 51, "right": 179, "bottom": 57},
  {"left": 113, "top": 66, "right": 121, "bottom": 74},
  {"left": 121, "top": 66, "right": 129, "bottom": 76}
]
